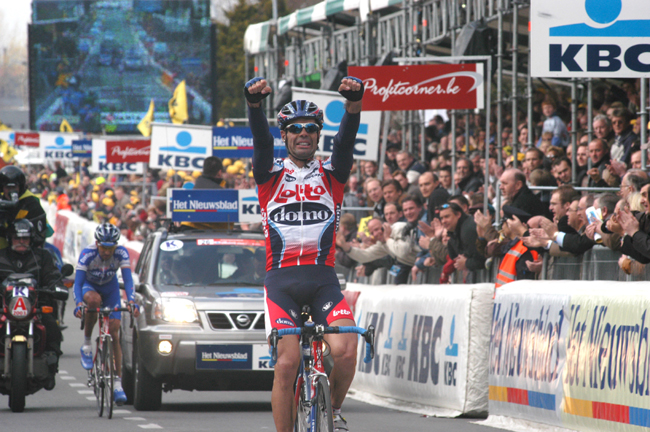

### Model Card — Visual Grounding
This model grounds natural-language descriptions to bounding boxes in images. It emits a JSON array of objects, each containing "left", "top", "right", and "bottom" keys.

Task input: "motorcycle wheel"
[{"left": 10, "top": 343, "right": 27, "bottom": 412}]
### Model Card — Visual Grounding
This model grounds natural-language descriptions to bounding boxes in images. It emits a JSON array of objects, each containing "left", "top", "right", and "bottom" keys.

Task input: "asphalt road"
[{"left": 0, "top": 300, "right": 499, "bottom": 432}]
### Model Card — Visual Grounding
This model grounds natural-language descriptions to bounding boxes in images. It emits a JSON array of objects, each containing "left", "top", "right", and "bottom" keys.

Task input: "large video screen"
[{"left": 29, "top": 0, "right": 212, "bottom": 134}]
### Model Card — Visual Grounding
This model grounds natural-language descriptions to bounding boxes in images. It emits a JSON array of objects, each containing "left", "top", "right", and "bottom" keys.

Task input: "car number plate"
[{"left": 196, "top": 344, "right": 272, "bottom": 370}]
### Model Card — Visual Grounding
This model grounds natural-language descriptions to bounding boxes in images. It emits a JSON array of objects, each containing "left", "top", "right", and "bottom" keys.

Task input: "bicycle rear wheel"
[
  {"left": 314, "top": 376, "right": 333, "bottom": 432},
  {"left": 103, "top": 338, "right": 114, "bottom": 419},
  {"left": 294, "top": 376, "right": 309, "bottom": 432},
  {"left": 94, "top": 342, "right": 104, "bottom": 417}
]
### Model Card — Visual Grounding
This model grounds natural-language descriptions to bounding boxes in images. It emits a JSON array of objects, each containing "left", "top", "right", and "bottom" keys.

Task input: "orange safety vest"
[{"left": 495, "top": 239, "right": 539, "bottom": 288}]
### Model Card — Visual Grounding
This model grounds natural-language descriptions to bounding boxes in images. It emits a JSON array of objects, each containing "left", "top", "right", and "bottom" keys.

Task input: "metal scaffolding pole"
[
  {"left": 497, "top": 3, "right": 504, "bottom": 169},
  {"left": 526, "top": 33, "right": 533, "bottom": 147},
  {"left": 451, "top": 110, "right": 457, "bottom": 195},
  {"left": 465, "top": 111, "right": 470, "bottom": 155},
  {"left": 642, "top": 78, "right": 648, "bottom": 171},
  {"left": 571, "top": 79, "right": 578, "bottom": 184},
  {"left": 511, "top": 0, "right": 519, "bottom": 168},
  {"left": 587, "top": 78, "right": 594, "bottom": 169}
]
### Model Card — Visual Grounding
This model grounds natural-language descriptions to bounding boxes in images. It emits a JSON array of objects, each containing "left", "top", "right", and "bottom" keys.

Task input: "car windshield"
[{"left": 154, "top": 238, "right": 266, "bottom": 287}]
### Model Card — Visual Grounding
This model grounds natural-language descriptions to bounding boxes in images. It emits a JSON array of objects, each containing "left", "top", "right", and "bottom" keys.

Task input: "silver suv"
[{"left": 120, "top": 228, "right": 273, "bottom": 411}]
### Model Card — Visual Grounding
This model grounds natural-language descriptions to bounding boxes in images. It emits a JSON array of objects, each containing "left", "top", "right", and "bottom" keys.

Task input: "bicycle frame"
[{"left": 270, "top": 316, "right": 375, "bottom": 432}]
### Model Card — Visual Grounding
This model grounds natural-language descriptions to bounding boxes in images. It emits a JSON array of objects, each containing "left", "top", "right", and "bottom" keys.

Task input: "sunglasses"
[{"left": 286, "top": 123, "right": 320, "bottom": 134}]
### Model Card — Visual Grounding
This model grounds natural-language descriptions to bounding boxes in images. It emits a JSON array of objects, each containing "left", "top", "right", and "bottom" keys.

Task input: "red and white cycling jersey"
[{"left": 257, "top": 157, "right": 344, "bottom": 270}]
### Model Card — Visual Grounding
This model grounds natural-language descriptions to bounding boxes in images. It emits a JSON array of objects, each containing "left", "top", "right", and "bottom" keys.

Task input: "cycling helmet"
[
  {"left": 94, "top": 223, "right": 120, "bottom": 247},
  {"left": 8, "top": 219, "right": 34, "bottom": 250},
  {"left": 276, "top": 100, "right": 324, "bottom": 130},
  {"left": 0, "top": 166, "right": 27, "bottom": 195}
]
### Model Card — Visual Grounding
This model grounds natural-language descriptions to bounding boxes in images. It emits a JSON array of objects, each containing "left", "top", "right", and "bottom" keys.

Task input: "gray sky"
[{"left": 0, "top": 0, "right": 31, "bottom": 44}]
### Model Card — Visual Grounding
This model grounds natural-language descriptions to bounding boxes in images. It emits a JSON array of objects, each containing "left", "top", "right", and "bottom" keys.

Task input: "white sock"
[
  {"left": 84, "top": 337, "right": 91, "bottom": 347},
  {"left": 114, "top": 378, "right": 122, "bottom": 391},
  {"left": 333, "top": 407, "right": 342, "bottom": 416}
]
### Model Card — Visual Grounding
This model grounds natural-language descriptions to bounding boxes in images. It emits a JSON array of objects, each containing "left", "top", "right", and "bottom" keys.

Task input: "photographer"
[{"left": 0, "top": 166, "right": 50, "bottom": 249}]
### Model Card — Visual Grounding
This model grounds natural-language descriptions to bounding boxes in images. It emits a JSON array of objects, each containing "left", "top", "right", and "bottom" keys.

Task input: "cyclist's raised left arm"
[{"left": 329, "top": 77, "right": 363, "bottom": 184}]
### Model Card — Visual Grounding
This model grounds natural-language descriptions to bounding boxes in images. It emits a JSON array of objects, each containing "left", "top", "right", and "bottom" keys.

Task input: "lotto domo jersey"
[{"left": 257, "top": 157, "right": 344, "bottom": 270}]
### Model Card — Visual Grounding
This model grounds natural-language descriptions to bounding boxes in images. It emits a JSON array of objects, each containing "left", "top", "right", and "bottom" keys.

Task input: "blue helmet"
[
  {"left": 95, "top": 223, "right": 120, "bottom": 247},
  {"left": 276, "top": 100, "right": 324, "bottom": 130}
]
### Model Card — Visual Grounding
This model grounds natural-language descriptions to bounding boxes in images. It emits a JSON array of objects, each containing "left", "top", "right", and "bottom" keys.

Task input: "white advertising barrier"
[
  {"left": 91, "top": 139, "right": 145, "bottom": 174},
  {"left": 149, "top": 123, "right": 212, "bottom": 170},
  {"left": 531, "top": 0, "right": 650, "bottom": 78},
  {"left": 39, "top": 132, "right": 79, "bottom": 160},
  {"left": 42, "top": 201, "right": 143, "bottom": 268},
  {"left": 347, "top": 283, "right": 493, "bottom": 416},
  {"left": 486, "top": 280, "right": 650, "bottom": 432},
  {"left": 292, "top": 87, "right": 381, "bottom": 162}
]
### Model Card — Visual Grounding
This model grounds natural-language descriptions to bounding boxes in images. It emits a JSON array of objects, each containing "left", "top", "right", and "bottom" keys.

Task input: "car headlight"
[{"left": 154, "top": 298, "right": 199, "bottom": 323}]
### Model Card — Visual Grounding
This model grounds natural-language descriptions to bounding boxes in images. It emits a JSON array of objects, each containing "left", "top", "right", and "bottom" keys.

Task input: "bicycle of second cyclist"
[
  {"left": 270, "top": 306, "right": 375, "bottom": 432},
  {"left": 81, "top": 306, "right": 133, "bottom": 419}
]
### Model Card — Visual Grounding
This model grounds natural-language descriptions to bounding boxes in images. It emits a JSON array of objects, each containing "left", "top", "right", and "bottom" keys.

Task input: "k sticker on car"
[{"left": 160, "top": 240, "right": 183, "bottom": 251}]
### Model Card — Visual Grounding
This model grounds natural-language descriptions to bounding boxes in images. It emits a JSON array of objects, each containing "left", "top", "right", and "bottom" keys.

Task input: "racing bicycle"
[
  {"left": 270, "top": 306, "right": 375, "bottom": 432},
  {"left": 81, "top": 306, "right": 133, "bottom": 419}
]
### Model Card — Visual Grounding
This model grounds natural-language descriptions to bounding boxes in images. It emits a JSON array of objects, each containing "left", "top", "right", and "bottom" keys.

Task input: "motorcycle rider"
[
  {"left": 0, "top": 219, "right": 63, "bottom": 390},
  {"left": 0, "top": 165, "right": 50, "bottom": 249}
]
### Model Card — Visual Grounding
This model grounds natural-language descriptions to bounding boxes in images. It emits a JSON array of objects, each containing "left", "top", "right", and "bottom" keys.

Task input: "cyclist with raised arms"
[
  {"left": 73, "top": 223, "right": 140, "bottom": 405},
  {"left": 245, "top": 76, "right": 364, "bottom": 432}
]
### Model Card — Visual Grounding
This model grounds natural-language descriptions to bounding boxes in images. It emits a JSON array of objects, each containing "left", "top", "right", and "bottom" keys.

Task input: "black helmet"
[
  {"left": 8, "top": 219, "right": 34, "bottom": 249},
  {"left": 94, "top": 222, "right": 120, "bottom": 247},
  {"left": 0, "top": 166, "right": 26, "bottom": 196}
]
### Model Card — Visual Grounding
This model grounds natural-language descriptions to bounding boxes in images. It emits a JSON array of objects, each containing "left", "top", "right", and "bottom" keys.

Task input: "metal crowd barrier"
[{"left": 343, "top": 245, "right": 641, "bottom": 286}]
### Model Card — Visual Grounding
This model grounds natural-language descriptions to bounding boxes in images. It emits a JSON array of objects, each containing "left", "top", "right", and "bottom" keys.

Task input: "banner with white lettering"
[
  {"left": 71, "top": 139, "right": 92, "bottom": 158},
  {"left": 212, "top": 127, "right": 287, "bottom": 158},
  {"left": 489, "top": 285, "right": 569, "bottom": 426},
  {"left": 39, "top": 132, "right": 79, "bottom": 160},
  {"left": 348, "top": 64, "right": 485, "bottom": 111},
  {"left": 169, "top": 189, "right": 239, "bottom": 223},
  {"left": 291, "top": 88, "right": 381, "bottom": 161},
  {"left": 90, "top": 139, "right": 145, "bottom": 174},
  {"left": 350, "top": 283, "right": 492, "bottom": 416},
  {"left": 150, "top": 123, "right": 212, "bottom": 170},
  {"left": 531, "top": 0, "right": 650, "bottom": 77},
  {"left": 105, "top": 139, "right": 151, "bottom": 163}
]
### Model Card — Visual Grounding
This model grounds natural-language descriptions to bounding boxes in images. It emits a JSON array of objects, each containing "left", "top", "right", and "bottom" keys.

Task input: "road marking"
[
  {"left": 69, "top": 383, "right": 86, "bottom": 387},
  {"left": 86, "top": 397, "right": 95, "bottom": 400},
  {"left": 114, "top": 409, "right": 131, "bottom": 414},
  {"left": 61, "top": 376, "right": 76, "bottom": 380},
  {"left": 59, "top": 370, "right": 68, "bottom": 374},
  {"left": 78, "top": 390, "right": 94, "bottom": 394},
  {"left": 124, "top": 417, "right": 146, "bottom": 421},
  {"left": 138, "top": 424, "right": 163, "bottom": 429}
]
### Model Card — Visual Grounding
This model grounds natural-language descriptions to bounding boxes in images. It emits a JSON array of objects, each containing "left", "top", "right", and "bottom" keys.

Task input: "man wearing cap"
[
  {"left": 495, "top": 206, "right": 540, "bottom": 291},
  {"left": 194, "top": 156, "right": 224, "bottom": 189}
]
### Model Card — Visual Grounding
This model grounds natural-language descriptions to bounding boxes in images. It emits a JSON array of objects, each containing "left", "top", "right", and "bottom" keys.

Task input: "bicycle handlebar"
[
  {"left": 80, "top": 306, "right": 134, "bottom": 330},
  {"left": 269, "top": 325, "right": 375, "bottom": 367}
]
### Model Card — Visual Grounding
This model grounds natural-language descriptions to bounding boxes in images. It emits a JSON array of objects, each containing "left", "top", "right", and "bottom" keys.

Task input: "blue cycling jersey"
[{"left": 74, "top": 244, "right": 134, "bottom": 304}]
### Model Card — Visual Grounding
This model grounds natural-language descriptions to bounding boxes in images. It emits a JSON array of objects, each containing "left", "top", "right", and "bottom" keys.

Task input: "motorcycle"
[{"left": 0, "top": 263, "right": 73, "bottom": 412}]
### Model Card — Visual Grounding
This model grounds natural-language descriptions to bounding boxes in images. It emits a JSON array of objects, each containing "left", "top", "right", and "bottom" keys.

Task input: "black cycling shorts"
[{"left": 263, "top": 265, "right": 354, "bottom": 338}]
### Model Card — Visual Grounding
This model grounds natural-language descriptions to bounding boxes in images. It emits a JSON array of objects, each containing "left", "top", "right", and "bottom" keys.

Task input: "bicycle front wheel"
[
  {"left": 103, "top": 338, "right": 114, "bottom": 419},
  {"left": 94, "top": 342, "right": 104, "bottom": 417},
  {"left": 314, "top": 376, "right": 333, "bottom": 432},
  {"left": 294, "top": 376, "right": 310, "bottom": 432}
]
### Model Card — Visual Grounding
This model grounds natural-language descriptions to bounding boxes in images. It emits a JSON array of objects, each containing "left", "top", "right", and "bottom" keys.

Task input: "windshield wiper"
[{"left": 204, "top": 281, "right": 263, "bottom": 286}]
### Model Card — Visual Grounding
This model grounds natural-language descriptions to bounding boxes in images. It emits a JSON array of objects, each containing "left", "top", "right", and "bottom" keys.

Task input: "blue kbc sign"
[
  {"left": 532, "top": 0, "right": 650, "bottom": 77},
  {"left": 169, "top": 189, "right": 261, "bottom": 223}
]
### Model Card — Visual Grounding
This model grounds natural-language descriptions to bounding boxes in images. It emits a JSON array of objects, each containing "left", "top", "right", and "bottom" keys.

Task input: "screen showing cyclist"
[
  {"left": 73, "top": 222, "right": 140, "bottom": 406},
  {"left": 245, "top": 75, "right": 364, "bottom": 432}
]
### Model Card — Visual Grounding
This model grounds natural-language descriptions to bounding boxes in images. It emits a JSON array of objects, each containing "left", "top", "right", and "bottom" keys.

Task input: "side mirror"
[
  {"left": 131, "top": 273, "right": 140, "bottom": 286},
  {"left": 61, "top": 264, "right": 74, "bottom": 278}
]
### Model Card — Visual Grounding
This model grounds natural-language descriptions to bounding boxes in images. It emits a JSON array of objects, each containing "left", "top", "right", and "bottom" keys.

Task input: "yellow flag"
[
  {"left": 0, "top": 121, "right": 10, "bottom": 131},
  {"left": 168, "top": 80, "right": 188, "bottom": 124},
  {"left": 60, "top": 119, "right": 74, "bottom": 132},
  {"left": 138, "top": 99, "right": 155, "bottom": 137},
  {"left": 0, "top": 140, "right": 17, "bottom": 163}
]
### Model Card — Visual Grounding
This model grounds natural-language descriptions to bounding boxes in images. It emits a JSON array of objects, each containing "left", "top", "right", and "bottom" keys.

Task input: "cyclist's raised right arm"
[{"left": 245, "top": 77, "right": 275, "bottom": 183}]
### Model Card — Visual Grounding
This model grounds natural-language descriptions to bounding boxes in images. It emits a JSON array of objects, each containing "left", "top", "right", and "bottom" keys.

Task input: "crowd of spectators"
[{"left": 20, "top": 78, "right": 650, "bottom": 287}]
